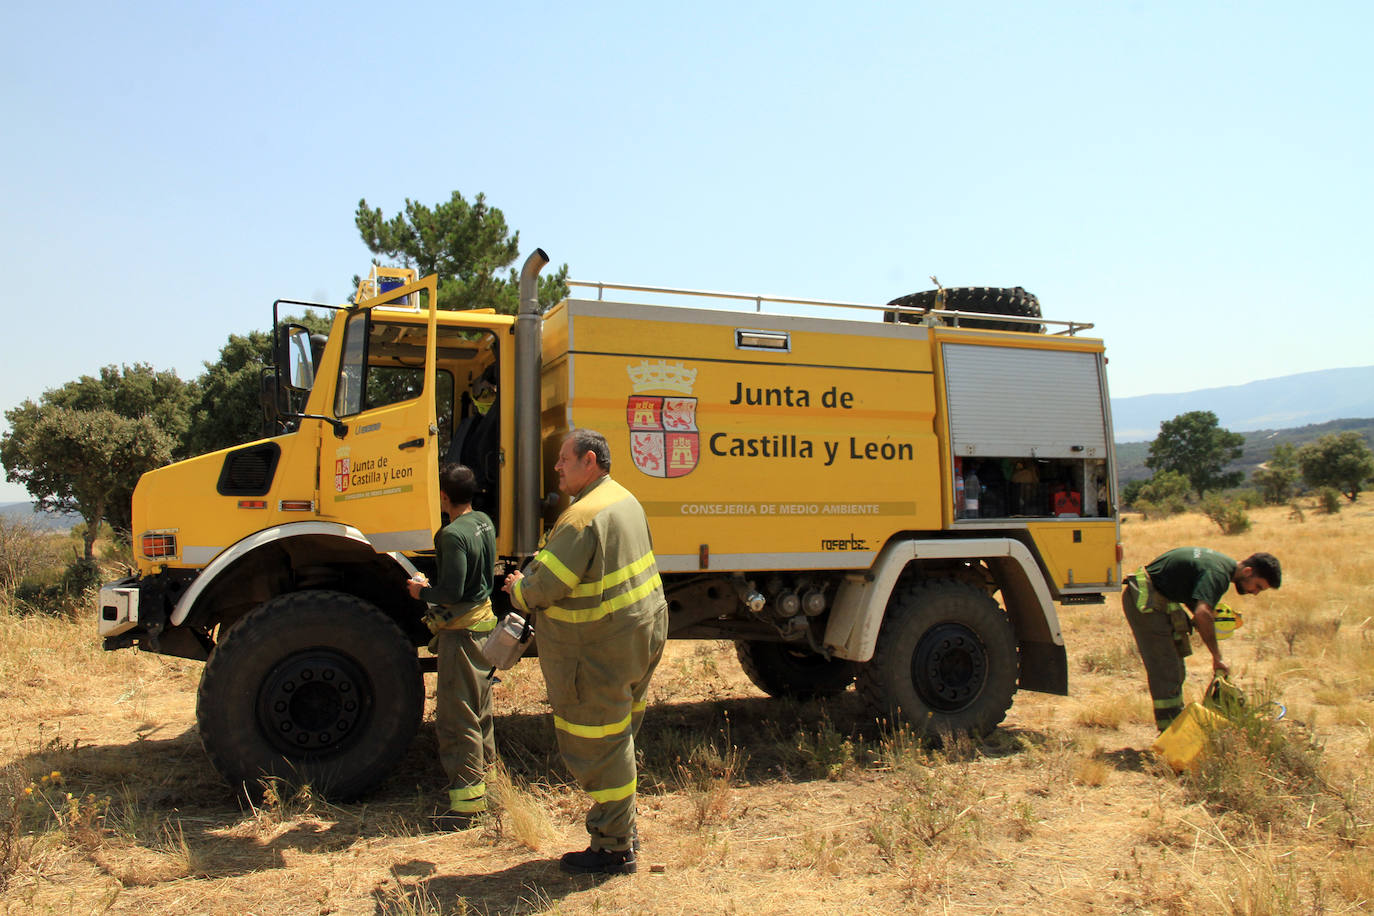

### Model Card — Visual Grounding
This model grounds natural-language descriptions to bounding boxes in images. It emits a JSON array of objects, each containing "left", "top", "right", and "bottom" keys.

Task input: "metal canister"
[{"left": 480, "top": 611, "right": 532, "bottom": 670}]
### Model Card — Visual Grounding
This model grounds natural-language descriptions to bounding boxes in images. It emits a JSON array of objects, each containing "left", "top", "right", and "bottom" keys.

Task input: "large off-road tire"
[
  {"left": 884, "top": 286, "right": 1044, "bottom": 333},
  {"left": 196, "top": 589, "right": 423, "bottom": 801},
  {"left": 736, "top": 640, "right": 860, "bottom": 700},
  {"left": 858, "top": 580, "right": 1018, "bottom": 737}
]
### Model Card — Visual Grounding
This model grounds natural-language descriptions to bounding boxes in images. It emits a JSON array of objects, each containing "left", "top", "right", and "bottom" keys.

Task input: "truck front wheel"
[
  {"left": 196, "top": 589, "right": 423, "bottom": 801},
  {"left": 735, "top": 640, "right": 859, "bottom": 700},
  {"left": 858, "top": 580, "right": 1018, "bottom": 737}
]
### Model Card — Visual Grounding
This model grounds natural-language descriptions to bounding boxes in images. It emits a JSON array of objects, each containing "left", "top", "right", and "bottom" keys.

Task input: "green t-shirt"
[
  {"left": 420, "top": 510, "right": 496, "bottom": 611},
  {"left": 1144, "top": 546, "right": 1237, "bottom": 610}
]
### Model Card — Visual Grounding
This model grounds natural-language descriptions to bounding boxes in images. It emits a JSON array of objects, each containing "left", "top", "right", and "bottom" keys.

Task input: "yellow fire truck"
[{"left": 99, "top": 252, "right": 1121, "bottom": 798}]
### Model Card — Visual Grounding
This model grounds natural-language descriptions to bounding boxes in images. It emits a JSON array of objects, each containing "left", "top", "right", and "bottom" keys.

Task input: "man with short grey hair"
[{"left": 504, "top": 429, "right": 668, "bottom": 875}]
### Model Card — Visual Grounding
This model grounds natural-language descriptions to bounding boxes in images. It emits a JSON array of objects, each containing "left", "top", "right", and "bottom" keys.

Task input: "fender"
[
  {"left": 170, "top": 521, "right": 421, "bottom": 627},
  {"left": 824, "top": 537, "right": 1063, "bottom": 668}
]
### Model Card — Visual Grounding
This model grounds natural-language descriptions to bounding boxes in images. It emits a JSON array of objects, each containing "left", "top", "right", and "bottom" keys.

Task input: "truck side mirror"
[{"left": 279, "top": 325, "right": 316, "bottom": 392}]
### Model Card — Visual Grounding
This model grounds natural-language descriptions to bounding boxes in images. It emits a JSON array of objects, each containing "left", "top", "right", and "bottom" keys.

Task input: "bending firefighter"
[
  {"left": 407, "top": 463, "right": 498, "bottom": 828},
  {"left": 1122, "top": 547, "right": 1281, "bottom": 731},
  {"left": 504, "top": 429, "right": 668, "bottom": 876}
]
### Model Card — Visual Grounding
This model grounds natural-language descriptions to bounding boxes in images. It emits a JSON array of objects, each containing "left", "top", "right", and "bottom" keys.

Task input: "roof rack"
[{"left": 566, "top": 280, "right": 1093, "bottom": 336}]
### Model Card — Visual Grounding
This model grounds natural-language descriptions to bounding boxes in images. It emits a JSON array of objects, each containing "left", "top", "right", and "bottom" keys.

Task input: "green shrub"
[
  {"left": 14, "top": 557, "right": 103, "bottom": 617},
  {"left": 1134, "top": 470, "right": 1190, "bottom": 518},
  {"left": 1201, "top": 494, "right": 1252, "bottom": 535},
  {"left": 1316, "top": 486, "right": 1343, "bottom": 515}
]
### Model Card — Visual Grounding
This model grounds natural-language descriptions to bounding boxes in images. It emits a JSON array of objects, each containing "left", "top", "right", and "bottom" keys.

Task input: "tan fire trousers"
[
  {"left": 538, "top": 604, "right": 668, "bottom": 851},
  {"left": 435, "top": 624, "right": 496, "bottom": 812}
]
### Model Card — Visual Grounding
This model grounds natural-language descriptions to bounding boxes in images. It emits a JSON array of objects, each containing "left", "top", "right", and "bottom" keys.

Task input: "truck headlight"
[{"left": 140, "top": 531, "right": 178, "bottom": 560}]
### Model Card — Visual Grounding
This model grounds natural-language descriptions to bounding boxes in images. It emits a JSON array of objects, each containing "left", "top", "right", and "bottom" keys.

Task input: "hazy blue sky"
[{"left": 2, "top": 1, "right": 1370, "bottom": 502}]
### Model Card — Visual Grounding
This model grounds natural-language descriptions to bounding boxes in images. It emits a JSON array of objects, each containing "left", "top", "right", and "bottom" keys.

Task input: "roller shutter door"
[{"left": 943, "top": 343, "right": 1108, "bottom": 459}]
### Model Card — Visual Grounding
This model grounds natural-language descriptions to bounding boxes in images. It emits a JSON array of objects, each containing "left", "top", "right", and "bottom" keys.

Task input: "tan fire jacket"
[{"left": 509, "top": 475, "right": 665, "bottom": 629}]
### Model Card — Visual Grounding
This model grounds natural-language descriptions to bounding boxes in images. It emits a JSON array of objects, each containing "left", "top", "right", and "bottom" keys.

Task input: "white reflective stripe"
[
  {"left": 182, "top": 546, "right": 224, "bottom": 566},
  {"left": 368, "top": 529, "right": 434, "bottom": 552}
]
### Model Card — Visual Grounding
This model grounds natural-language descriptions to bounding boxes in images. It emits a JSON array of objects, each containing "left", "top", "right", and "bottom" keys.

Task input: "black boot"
[
  {"left": 429, "top": 810, "right": 478, "bottom": 831},
  {"left": 559, "top": 846, "right": 637, "bottom": 875}
]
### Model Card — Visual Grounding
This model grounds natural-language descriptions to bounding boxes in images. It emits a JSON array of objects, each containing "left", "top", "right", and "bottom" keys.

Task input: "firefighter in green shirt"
[
  {"left": 407, "top": 463, "right": 498, "bottom": 828},
  {"left": 503, "top": 429, "right": 668, "bottom": 875},
  {"left": 1122, "top": 547, "right": 1281, "bottom": 731}
]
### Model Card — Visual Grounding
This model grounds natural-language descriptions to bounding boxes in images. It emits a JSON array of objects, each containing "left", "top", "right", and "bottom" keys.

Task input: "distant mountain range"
[
  {"left": 0, "top": 501, "right": 80, "bottom": 531},
  {"left": 1111, "top": 365, "right": 1374, "bottom": 441}
]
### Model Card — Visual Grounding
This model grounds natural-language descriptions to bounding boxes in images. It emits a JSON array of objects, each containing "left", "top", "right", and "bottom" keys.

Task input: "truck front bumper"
[{"left": 98, "top": 577, "right": 141, "bottom": 638}]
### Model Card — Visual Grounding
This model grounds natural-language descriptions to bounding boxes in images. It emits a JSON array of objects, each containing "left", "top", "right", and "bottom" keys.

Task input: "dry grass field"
[{"left": 3, "top": 502, "right": 1373, "bottom": 915}]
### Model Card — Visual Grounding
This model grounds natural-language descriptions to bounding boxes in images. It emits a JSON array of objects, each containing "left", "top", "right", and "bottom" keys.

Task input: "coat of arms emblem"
[
  {"left": 626, "top": 360, "right": 699, "bottom": 478},
  {"left": 334, "top": 448, "right": 351, "bottom": 493}
]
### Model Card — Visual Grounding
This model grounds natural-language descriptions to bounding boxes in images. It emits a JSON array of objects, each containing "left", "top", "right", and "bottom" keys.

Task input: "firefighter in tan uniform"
[{"left": 504, "top": 429, "right": 668, "bottom": 875}]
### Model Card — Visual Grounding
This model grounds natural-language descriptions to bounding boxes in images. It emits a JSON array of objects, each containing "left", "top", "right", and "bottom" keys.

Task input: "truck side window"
[
  {"left": 334, "top": 311, "right": 368, "bottom": 417},
  {"left": 334, "top": 313, "right": 440, "bottom": 418}
]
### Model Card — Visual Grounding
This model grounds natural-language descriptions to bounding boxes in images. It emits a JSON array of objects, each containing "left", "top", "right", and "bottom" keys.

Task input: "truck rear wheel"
[
  {"left": 735, "top": 640, "right": 859, "bottom": 700},
  {"left": 885, "top": 286, "right": 1044, "bottom": 333},
  {"left": 858, "top": 580, "right": 1018, "bottom": 737},
  {"left": 196, "top": 589, "right": 423, "bottom": 801}
]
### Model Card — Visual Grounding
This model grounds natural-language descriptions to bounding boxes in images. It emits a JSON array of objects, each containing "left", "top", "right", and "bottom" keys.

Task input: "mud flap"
[{"left": 1017, "top": 639, "right": 1068, "bottom": 696}]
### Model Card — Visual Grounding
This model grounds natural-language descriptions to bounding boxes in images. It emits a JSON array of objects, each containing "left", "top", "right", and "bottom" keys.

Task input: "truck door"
[{"left": 323, "top": 276, "right": 440, "bottom": 552}]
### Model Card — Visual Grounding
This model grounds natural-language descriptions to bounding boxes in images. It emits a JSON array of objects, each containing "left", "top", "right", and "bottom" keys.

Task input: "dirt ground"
[{"left": 3, "top": 504, "right": 1372, "bottom": 914}]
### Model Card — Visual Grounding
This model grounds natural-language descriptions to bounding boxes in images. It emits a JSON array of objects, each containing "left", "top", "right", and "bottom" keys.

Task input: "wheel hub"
[
  {"left": 257, "top": 650, "right": 370, "bottom": 756},
  {"left": 911, "top": 622, "right": 988, "bottom": 712}
]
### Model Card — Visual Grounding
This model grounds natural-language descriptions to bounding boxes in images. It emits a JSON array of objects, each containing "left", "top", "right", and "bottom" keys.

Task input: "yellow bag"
[{"left": 1151, "top": 702, "right": 1228, "bottom": 772}]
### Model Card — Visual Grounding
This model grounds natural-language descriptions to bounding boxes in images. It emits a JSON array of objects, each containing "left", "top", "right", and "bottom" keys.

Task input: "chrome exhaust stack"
[{"left": 515, "top": 248, "right": 549, "bottom": 557}]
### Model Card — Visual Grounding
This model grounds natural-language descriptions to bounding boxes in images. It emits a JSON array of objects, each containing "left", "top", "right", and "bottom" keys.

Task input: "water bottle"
[{"left": 964, "top": 468, "right": 981, "bottom": 519}]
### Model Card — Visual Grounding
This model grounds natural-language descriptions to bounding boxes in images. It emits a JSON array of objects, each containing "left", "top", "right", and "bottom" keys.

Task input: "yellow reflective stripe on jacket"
[
  {"left": 468, "top": 616, "right": 497, "bottom": 634},
  {"left": 569, "top": 550, "right": 658, "bottom": 598},
  {"left": 544, "top": 572, "right": 663, "bottom": 624},
  {"left": 632, "top": 699, "right": 646, "bottom": 714},
  {"left": 587, "top": 777, "right": 637, "bottom": 804},
  {"left": 535, "top": 548, "right": 581, "bottom": 589},
  {"left": 554, "top": 710, "right": 633, "bottom": 739}
]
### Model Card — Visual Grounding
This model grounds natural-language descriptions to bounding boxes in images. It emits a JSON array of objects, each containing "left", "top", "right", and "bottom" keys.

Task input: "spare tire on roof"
[{"left": 884, "top": 286, "right": 1044, "bottom": 333}]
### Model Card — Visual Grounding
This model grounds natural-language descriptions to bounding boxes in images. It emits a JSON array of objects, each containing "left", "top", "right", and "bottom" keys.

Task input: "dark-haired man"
[
  {"left": 1123, "top": 547, "right": 1281, "bottom": 731},
  {"left": 407, "top": 463, "right": 497, "bottom": 827},
  {"left": 503, "top": 429, "right": 668, "bottom": 875}
]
